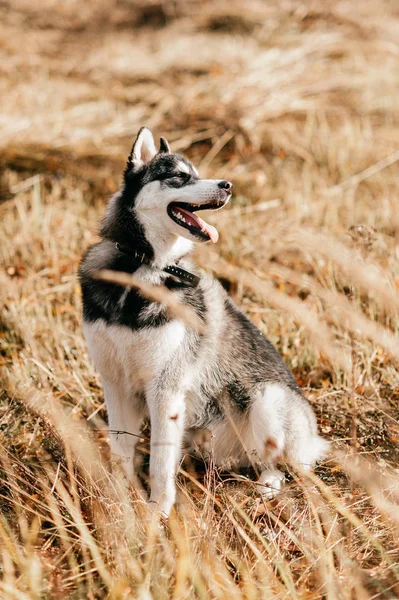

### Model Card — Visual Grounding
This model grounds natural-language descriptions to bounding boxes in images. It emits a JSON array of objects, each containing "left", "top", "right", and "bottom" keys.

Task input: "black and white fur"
[{"left": 79, "top": 127, "right": 328, "bottom": 516}]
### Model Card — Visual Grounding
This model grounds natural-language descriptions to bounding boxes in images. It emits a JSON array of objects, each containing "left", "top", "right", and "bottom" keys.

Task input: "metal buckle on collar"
[
  {"left": 133, "top": 250, "right": 146, "bottom": 263},
  {"left": 114, "top": 241, "right": 199, "bottom": 288},
  {"left": 115, "top": 242, "right": 147, "bottom": 264}
]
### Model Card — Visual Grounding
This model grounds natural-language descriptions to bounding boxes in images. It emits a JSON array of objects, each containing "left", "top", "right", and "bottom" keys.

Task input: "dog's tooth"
[{"left": 173, "top": 209, "right": 189, "bottom": 225}]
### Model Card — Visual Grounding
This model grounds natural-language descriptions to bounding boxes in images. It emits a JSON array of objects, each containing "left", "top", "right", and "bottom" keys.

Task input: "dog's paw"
[
  {"left": 256, "top": 469, "right": 285, "bottom": 500},
  {"left": 147, "top": 500, "right": 170, "bottom": 522},
  {"left": 148, "top": 489, "right": 175, "bottom": 519}
]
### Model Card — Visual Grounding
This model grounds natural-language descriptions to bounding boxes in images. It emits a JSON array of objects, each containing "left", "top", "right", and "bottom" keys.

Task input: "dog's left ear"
[
  {"left": 127, "top": 127, "right": 157, "bottom": 171},
  {"left": 159, "top": 136, "right": 171, "bottom": 154}
]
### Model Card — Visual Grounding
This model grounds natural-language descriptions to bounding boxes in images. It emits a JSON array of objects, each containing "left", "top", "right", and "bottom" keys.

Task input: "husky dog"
[{"left": 79, "top": 127, "right": 328, "bottom": 516}]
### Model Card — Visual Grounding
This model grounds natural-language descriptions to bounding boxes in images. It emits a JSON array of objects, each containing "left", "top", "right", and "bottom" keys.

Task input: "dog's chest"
[{"left": 83, "top": 319, "right": 187, "bottom": 395}]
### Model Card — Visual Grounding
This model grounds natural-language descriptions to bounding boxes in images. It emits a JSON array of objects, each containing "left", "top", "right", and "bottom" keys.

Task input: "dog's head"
[{"left": 101, "top": 127, "right": 232, "bottom": 256}]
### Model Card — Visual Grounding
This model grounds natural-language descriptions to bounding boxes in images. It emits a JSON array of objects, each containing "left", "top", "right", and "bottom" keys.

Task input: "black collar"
[{"left": 114, "top": 242, "right": 200, "bottom": 289}]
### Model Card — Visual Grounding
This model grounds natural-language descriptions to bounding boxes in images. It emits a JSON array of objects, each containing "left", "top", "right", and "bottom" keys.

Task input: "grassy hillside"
[{"left": 1, "top": 1, "right": 399, "bottom": 597}]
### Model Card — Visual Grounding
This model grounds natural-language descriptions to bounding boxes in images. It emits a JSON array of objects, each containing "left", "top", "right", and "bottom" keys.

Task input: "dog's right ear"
[{"left": 126, "top": 127, "right": 157, "bottom": 172}]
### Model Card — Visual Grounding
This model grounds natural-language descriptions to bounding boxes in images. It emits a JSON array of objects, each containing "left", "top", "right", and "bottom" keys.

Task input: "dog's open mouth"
[{"left": 167, "top": 199, "right": 228, "bottom": 243}]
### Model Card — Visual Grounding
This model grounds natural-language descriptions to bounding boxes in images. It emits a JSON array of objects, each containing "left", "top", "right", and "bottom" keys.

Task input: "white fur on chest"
[{"left": 83, "top": 318, "right": 186, "bottom": 396}]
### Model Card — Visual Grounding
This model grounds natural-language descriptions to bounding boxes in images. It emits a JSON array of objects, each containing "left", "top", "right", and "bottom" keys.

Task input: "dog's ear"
[
  {"left": 159, "top": 136, "right": 171, "bottom": 154},
  {"left": 127, "top": 127, "right": 157, "bottom": 171}
]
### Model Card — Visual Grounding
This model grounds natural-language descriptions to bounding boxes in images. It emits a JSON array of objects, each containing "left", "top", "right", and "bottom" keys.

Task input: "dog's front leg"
[
  {"left": 103, "top": 380, "right": 143, "bottom": 490},
  {"left": 147, "top": 389, "right": 186, "bottom": 516}
]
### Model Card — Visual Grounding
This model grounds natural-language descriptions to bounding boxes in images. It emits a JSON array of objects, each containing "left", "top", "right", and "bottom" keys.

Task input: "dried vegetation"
[{"left": 1, "top": 0, "right": 399, "bottom": 598}]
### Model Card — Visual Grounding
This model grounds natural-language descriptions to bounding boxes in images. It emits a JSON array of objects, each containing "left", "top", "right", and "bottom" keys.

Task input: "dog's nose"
[{"left": 218, "top": 180, "right": 233, "bottom": 191}]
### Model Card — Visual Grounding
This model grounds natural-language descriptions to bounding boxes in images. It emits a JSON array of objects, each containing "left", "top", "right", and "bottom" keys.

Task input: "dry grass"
[{"left": 1, "top": 0, "right": 399, "bottom": 597}]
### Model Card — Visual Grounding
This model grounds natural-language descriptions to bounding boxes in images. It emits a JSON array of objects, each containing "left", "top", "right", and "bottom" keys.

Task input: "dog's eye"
[{"left": 167, "top": 173, "right": 190, "bottom": 186}]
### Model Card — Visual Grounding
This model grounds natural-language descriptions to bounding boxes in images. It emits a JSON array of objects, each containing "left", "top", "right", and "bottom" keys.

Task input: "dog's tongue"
[
  {"left": 178, "top": 207, "right": 219, "bottom": 243},
  {"left": 200, "top": 220, "right": 219, "bottom": 243}
]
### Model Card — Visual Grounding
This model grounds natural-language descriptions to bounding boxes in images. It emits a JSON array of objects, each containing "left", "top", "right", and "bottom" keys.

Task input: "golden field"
[{"left": 1, "top": 1, "right": 399, "bottom": 597}]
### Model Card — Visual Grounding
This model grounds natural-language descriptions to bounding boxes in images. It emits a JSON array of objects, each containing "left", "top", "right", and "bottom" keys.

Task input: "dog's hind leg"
[
  {"left": 146, "top": 389, "right": 186, "bottom": 516},
  {"left": 246, "top": 384, "right": 328, "bottom": 498},
  {"left": 103, "top": 380, "right": 144, "bottom": 491},
  {"left": 245, "top": 384, "right": 287, "bottom": 498}
]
